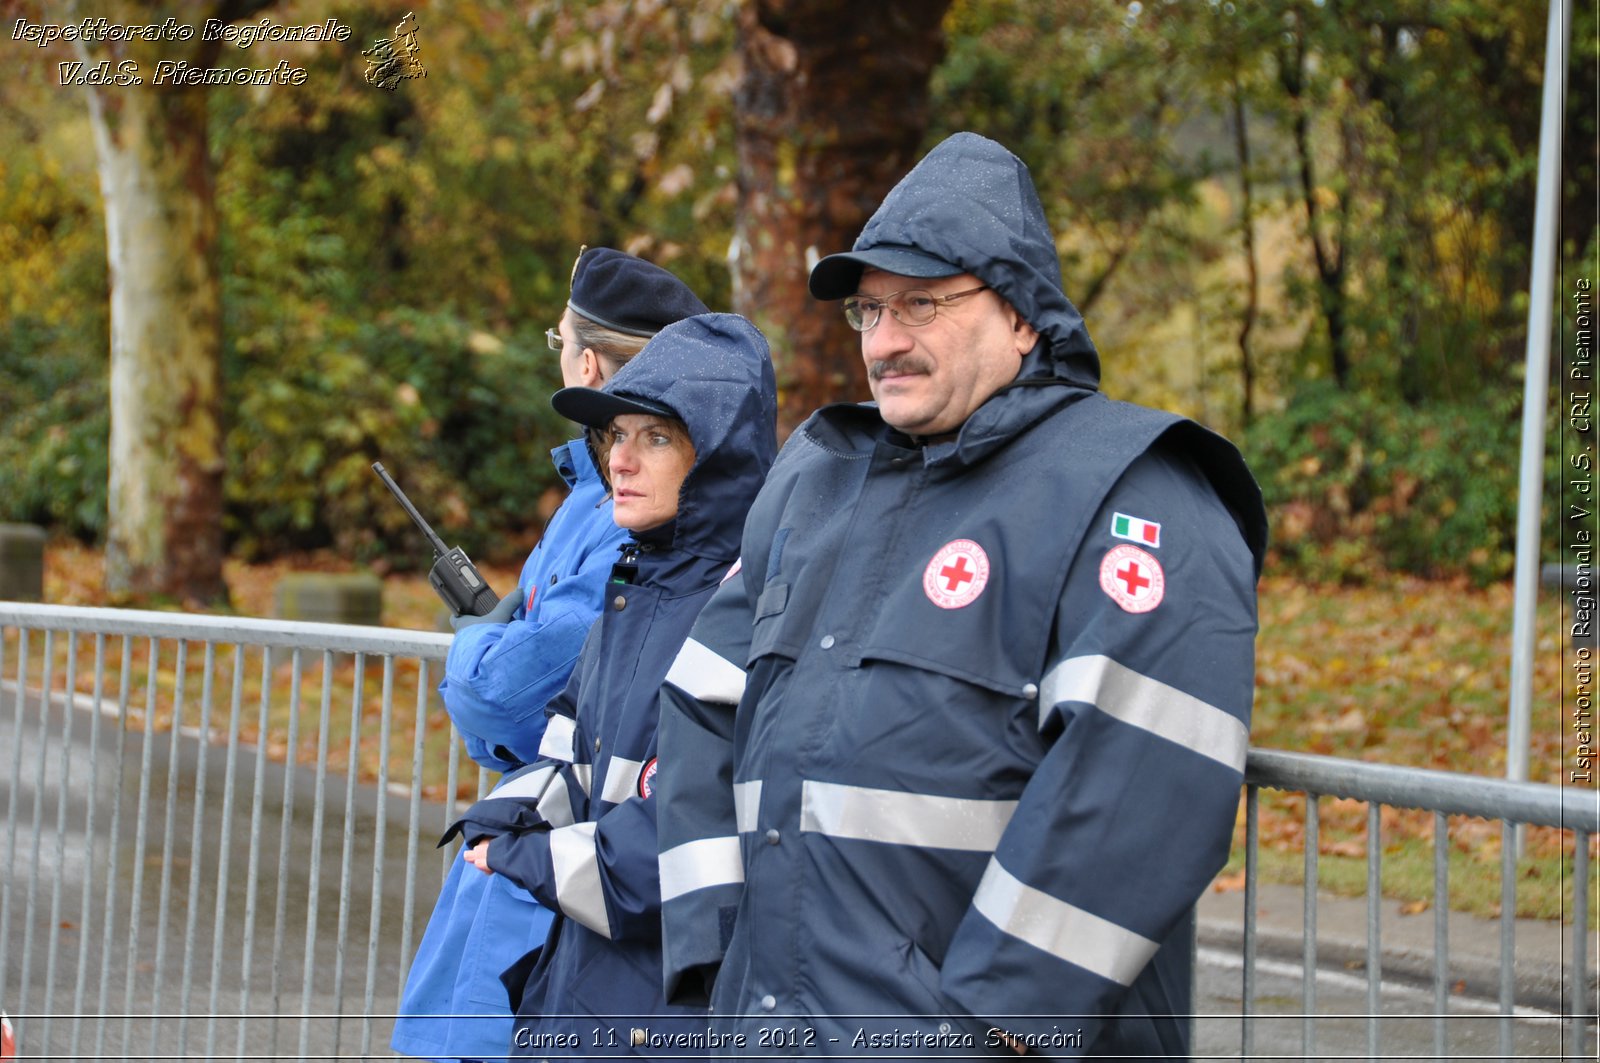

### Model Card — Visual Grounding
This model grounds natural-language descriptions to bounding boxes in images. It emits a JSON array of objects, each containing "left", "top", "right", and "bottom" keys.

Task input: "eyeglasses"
[
  {"left": 546, "top": 327, "right": 564, "bottom": 352},
  {"left": 841, "top": 285, "right": 991, "bottom": 332}
]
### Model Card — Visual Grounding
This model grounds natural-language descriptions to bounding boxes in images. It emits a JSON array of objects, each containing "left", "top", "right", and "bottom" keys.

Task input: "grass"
[{"left": 22, "top": 543, "right": 1599, "bottom": 922}]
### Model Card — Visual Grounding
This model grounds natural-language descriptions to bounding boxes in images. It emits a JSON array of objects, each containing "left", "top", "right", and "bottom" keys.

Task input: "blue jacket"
[
  {"left": 393, "top": 439, "right": 627, "bottom": 1063},
  {"left": 655, "top": 134, "right": 1268, "bottom": 1060},
  {"left": 442, "top": 314, "right": 778, "bottom": 1059},
  {"left": 443, "top": 439, "right": 630, "bottom": 774}
]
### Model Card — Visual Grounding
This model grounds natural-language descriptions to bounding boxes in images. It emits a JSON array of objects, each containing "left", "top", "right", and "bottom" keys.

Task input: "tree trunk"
[
  {"left": 1230, "top": 76, "right": 1258, "bottom": 428},
  {"left": 73, "top": 1, "right": 268, "bottom": 603},
  {"left": 1279, "top": 29, "right": 1350, "bottom": 389},
  {"left": 732, "top": 0, "right": 953, "bottom": 437}
]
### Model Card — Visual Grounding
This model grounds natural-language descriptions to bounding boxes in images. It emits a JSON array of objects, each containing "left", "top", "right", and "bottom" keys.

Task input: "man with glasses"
[
  {"left": 394, "top": 247, "right": 707, "bottom": 1063},
  {"left": 656, "top": 133, "right": 1268, "bottom": 1059}
]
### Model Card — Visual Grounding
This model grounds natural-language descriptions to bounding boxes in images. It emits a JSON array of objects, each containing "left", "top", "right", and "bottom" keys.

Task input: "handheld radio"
[{"left": 371, "top": 462, "right": 501, "bottom": 617}]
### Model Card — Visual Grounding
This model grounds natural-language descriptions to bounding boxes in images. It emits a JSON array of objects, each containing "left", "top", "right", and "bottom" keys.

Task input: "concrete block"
[
  {"left": 274, "top": 572, "right": 383, "bottom": 626},
  {"left": 0, "top": 523, "right": 46, "bottom": 601}
]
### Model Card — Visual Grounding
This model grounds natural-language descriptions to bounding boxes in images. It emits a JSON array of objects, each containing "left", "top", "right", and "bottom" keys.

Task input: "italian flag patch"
[{"left": 1111, "top": 512, "right": 1161, "bottom": 548}]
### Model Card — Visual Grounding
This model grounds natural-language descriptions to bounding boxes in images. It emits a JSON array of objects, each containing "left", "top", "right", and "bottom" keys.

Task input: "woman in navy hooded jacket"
[
  {"left": 393, "top": 249, "right": 709, "bottom": 1063},
  {"left": 441, "top": 313, "right": 777, "bottom": 1058}
]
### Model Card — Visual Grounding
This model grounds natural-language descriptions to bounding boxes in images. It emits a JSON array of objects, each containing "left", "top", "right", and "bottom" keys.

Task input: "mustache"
[{"left": 868, "top": 356, "right": 934, "bottom": 381}]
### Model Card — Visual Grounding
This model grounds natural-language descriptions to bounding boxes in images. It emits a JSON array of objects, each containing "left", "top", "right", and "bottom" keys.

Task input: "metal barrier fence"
[
  {"left": 0, "top": 603, "right": 487, "bottom": 1060},
  {"left": 1227, "top": 749, "right": 1597, "bottom": 1062},
  {"left": 0, "top": 602, "right": 1596, "bottom": 1060}
]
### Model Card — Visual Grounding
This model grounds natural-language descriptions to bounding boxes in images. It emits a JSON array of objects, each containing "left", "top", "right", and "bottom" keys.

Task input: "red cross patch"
[
  {"left": 1099, "top": 545, "right": 1165, "bottom": 613},
  {"left": 923, "top": 539, "right": 991, "bottom": 610}
]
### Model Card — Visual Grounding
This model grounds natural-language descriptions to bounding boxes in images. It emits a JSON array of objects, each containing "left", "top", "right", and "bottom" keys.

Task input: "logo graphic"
[
  {"left": 923, "top": 539, "right": 991, "bottom": 609},
  {"left": 362, "top": 12, "right": 425, "bottom": 90},
  {"left": 1099, "top": 545, "right": 1165, "bottom": 613},
  {"left": 638, "top": 757, "right": 659, "bottom": 799},
  {"left": 1111, "top": 512, "right": 1161, "bottom": 547}
]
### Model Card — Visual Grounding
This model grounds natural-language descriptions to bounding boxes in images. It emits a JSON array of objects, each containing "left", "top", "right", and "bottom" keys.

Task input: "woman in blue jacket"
[
  {"left": 442, "top": 313, "right": 777, "bottom": 1059},
  {"left": 393, "top": 249, "right": 709, "bottom": 1063}
]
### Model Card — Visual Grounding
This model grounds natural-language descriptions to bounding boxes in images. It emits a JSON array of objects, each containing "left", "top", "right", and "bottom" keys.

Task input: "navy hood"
[
  {"left": 812, "top": 131, "right": 1100, "bottom": 392},
  {"left": 572, "top": 313, "right": 778, "bottom": 563}
]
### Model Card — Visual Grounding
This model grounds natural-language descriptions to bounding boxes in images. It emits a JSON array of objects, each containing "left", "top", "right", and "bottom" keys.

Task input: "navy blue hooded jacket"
[
  {"left": 655, "top": 133, "right": 1267, "bottom": 1060},
  {"left": 441, "top": 313, "right": 778, "bottom": 1059}
]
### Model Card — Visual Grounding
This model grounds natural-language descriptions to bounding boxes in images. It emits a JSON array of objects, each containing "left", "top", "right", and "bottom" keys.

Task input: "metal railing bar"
[
  {"left": 1433, "top": 810, "right": 1449, "bottom": 1062},
  {"left": 1249, "top": 749, "right": 1596, "bottom": 832},
  {"left": 177, "top": 641, "right": 219, "bottom": 1058},
  {"left": 297, "top": 650, "right": 336, "bottom": 1061},
  {"left": 42, "top": 631, "right": 79, "bottom": 1053},
  {"left": 122, "top": 637, "right": 159, "bottom": 1048},
  {"left": 1366, "top": 801, "right": 1380, "bottom": 1061},
  {"left": 19, "top": 629, "right": 55, "bottom": 1029},
  {"left": 1574, "top": 828, "right": 1592, "bottom": 1059},
  {"left": 1242, "top": 784, "right": 1258, "bottom": 1060},
  {"left": 92, "top": 634, "right": 132, "bottom": 1060},
  {"left": 331, "top": 652, "right": 367, "bottom": 1054},
  {"left": 361, "top": 654, "right": 397, "bottom": 1058},
  {"left": 150, "top": 638, "right": 190, "bottom": 1034},
  {"left": 1303, "top": 792, "right": 1318, "bottom": 1058},
  {"left": 68, "top": 632, "right": 107, "bottom": 1061},
  {"left": 236, "top": 645, "right": 273, "bottom": 1063},
  {"left": 267, "top": 647, "right": 305, "bottom": 1062},
  {"left": 205, "top": 644, "right": 248, "bottom": 1060},
  {"left": 1500, "top": 817, "right": 1516, "bottom": 1059},
  {"left": 0, "top": 627, "right": 18, "bottom": 1013},
  {"left": 0, "top": 602, "right": 449, "bottom": 659}
]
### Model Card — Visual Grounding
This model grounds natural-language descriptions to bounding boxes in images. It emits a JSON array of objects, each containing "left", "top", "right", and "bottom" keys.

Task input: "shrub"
[
  {"left": 1243, "top": 383, "right": 1529, "bottom": 585},
  {"left": 224, "top": 304, "right": 568, "bottom": 563},
  {"left": 0, "top": 316, "right": 108, "bottom": 540}
]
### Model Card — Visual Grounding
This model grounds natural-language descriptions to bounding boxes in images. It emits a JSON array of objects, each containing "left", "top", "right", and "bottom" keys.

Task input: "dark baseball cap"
[
  {"left": 807, "top": 244, "right": 964, "bottom": 300},
  {"left": 567, "top": 247, "right": 709, "bottom": 336},
  {"left": 550, "top": 385, "right": 676, "bottom": 429}
]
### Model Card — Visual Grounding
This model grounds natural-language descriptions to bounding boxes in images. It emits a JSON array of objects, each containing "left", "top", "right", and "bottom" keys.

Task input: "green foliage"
[
  {"left": 0, "top": 316, "right": 109, "bottom": 538},
  {"left": 222, "top": 248, "right": 570, "bottom": 560},
  {"left": 202, "top": 0, "right": 738, "bottom": 562},
  {"left": 1244, "top": 382, "right": 1528, "bottom": 584},
  {"left": 0, "top": 0, "right": 1574, "bottom": 583},
  {"left": 0, "top": 75, "right": 110, "bottom": 541}
]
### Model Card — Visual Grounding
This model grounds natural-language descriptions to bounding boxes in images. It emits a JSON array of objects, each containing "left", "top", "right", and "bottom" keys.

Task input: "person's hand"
[
  {"left": 464, "top": 839, "right": 495, "bottom": 875},
  {"left": 450, "top": 588, "right": 520, "bottom": 631}
]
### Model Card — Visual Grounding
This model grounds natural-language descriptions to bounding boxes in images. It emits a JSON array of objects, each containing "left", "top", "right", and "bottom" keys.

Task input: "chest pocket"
[{"left": 853, "top": 534, "right": 1059, "bottom": 701}]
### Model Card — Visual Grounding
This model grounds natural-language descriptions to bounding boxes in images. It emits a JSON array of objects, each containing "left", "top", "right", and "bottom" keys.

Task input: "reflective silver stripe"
[
  {"left": 549, "top": 822, "right": 611, "bottom": 938},
  {"left": 600, "top": 756, "right": 644, "bottom": 806},
  {"left": 536, "top": 772, "right": 577, "bottom": 829},
  {"left": 538, "top": 714, "right": 576, "bottom": 762},
  {"left": 487, "top": 764, "right": 556, "bottom": 803},
  {"left": 733, "top": 780, "right": 762, "bottom": 833},
  {"left": 665, "top": 638, "right": 747, "bottom": 705},
  {"left": 659, "top": 837, "right": 744, "bottom": 902},
  {"left": 1038, "top": 654, "right": 1248, "bottom": 771},
  {"left": 799, "top": 781, "right": 1015, "bottom": 852},
  {"left": 971, "top": 858, "right": 1158, "bottom": 987},
  {"left": 572, "top": 761, "right": 593, "bottom": 796}
]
